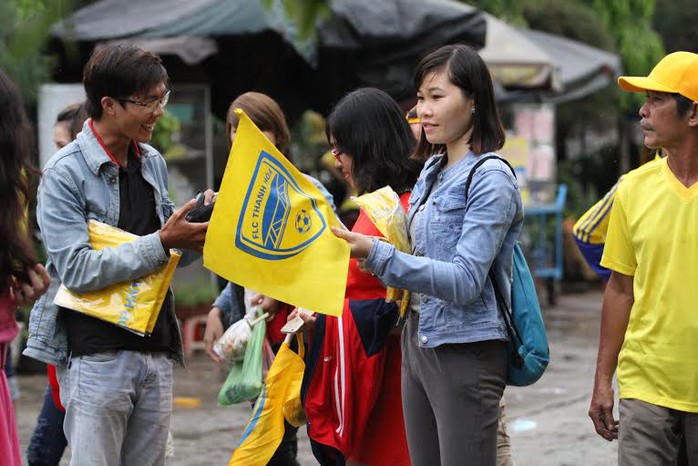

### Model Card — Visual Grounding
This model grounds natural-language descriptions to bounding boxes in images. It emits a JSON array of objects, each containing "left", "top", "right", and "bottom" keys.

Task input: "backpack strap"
[
  {"left": 464, "top": 155, "right": 517, "bottom": 201},
  {"left": 464, "top": 155, "right": 524, "bottom": 362}
]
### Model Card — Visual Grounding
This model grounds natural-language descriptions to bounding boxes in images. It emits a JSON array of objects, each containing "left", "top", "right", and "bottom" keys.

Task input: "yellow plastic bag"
[
  {"left": 229, "top": 333, "right": 306, "bottom": 466},
  {"left": 353, "top": 187, "right": 411, "bottom": 316},
  {"left": 53, "top": 220, "right": 181, "bottom": 335},
  {"left": 282, "top": 333, "right": 306, "bottom": 428}
]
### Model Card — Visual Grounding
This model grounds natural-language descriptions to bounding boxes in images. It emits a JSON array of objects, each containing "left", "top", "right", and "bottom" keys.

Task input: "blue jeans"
[
  {"left": 27, "top": 384, "right": 67, "bottom": 466},
  {"left": 58, "top": 351, "right": 173, "bottom": 466}
]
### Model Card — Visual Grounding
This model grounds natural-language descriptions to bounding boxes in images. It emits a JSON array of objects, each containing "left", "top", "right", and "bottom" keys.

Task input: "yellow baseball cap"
[{"left": 618, "top": 51, "right": 698, "bottom": 102}]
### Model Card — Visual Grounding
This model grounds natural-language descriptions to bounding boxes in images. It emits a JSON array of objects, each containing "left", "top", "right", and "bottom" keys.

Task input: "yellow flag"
[{"left": 204, "top": 109, "right": 349, "bottom": 316}]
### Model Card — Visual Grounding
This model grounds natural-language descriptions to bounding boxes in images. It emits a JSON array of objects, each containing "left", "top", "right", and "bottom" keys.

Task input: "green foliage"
[
  {"left": 522, "top": 0, "right": 615, "bottom": 51},
  {"left": 173, "top": 281, "right": 219, "bottom": 308},
  {"left": 462, "top": 0, "right": 527, "bottom": 25},
  {"left": 0, "top": 0, "right": 72, "bottom": 104},
  {"left": 653, "top": 0, "right": 698, "bottom": 53},
  {"left": 289, "top": 110, "right": 328, "bottom": 173},
  {"left": 586, "top": 0, "right": 665, "bottom": 109},
  {"left": 262, "top": 0, "right": 331, "bottom": 39},
  {"left": 149, "top": 111, "right": 181, "bottom": 154}
]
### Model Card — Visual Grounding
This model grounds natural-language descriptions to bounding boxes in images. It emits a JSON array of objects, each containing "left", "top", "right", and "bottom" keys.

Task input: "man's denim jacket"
[
  {"left": 24, "top": 121, "right": 197, "bottom": 367},
  {"left": 366, "top": 152, "right": 523, "bottom": 348}
]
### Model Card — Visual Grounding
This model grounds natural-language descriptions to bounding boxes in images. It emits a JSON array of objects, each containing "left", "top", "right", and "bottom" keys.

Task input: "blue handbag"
[{"left": 465, "top": 155, "right": 550, "bottom": 386}]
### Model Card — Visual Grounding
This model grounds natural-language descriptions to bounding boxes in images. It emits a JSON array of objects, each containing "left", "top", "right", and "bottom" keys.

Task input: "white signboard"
[{"left": 38, "top": 84, "right": 85, "bottom": 168}]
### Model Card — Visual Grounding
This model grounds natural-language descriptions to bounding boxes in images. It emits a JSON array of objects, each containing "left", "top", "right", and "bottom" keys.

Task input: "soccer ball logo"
[{"left": 295, "top": 209, "right": 312, "bottom": 234}]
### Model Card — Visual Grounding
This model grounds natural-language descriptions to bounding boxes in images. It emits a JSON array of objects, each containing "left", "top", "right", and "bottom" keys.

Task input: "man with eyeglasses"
[{"left": 25, "top": 44, "right": 210, "bottom": 465}]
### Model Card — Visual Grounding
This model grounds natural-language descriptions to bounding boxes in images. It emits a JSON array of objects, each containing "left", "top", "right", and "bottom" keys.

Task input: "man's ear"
[
  {"left": 101, "top": 96, "right": 119, "bottom": 117},
  {"left": 687, "top": 101, "right": 698, "bottom": 128}
]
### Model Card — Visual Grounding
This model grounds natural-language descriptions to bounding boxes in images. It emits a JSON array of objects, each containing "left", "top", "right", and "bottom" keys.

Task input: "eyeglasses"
[
  {"left": 331, "top": 147, "right": 344, "bottom": 161},
  {"left": 119, "top": 90, "right": 170, "bottom": 112}
]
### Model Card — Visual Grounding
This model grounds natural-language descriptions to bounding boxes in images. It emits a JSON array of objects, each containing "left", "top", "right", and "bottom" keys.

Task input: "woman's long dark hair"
[
  {"left": 326, "top": 88, "right": 423, "bottom": 195},
  {"left": 0, "top": 69, "right": 37, "bottom": 289}
]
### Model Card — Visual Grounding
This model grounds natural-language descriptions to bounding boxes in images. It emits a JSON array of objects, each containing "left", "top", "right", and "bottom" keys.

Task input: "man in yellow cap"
[{"left": 589, "top": 51, "right": 698, "bottom": 464}]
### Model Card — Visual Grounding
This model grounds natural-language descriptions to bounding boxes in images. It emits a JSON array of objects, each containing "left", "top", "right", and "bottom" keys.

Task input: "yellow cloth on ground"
[
  {"left": 602, "top": 157, "right": 698, "bottom": 412},
  {"left": 229, "top": 334, "right": 305, "bottom": 466},
  {"left": 204, "top": 109, "right": 349, "bottom": 316},
  {"left": 53, "top": 220, "right": 180, "bottom": 335}
]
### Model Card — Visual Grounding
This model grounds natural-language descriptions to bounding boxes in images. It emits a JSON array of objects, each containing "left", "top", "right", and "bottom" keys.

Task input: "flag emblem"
[{"left": 236, "top": 151, "right": 327, "bottom": 260}]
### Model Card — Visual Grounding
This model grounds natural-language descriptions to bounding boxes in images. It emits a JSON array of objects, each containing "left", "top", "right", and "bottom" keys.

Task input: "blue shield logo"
[{"left": 236, "top": 151, "right": 327, "bottom": 260}]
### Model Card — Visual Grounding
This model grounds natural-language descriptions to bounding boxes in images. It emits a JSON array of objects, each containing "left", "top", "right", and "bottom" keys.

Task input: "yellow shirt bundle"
[
  {"left": 54, "top": 220, "right": 180, "bottom": 336},
  {"left": 602, "top": 157, "right": 698, "bottom": 412},
  {"left": 352, "top": 186, "right": 411, "bottom": 316}
]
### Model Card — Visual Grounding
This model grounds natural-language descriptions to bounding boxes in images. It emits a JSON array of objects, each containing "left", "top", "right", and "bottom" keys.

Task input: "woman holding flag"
[
  {"left": 203, "top": 91, "right": 335, "bottom": 466},
  {"left": 333, "top": 44, "right": 524, "bottom": 465},
  {"left": 295, "top": 87, "right": 422, "bottom": 465}
]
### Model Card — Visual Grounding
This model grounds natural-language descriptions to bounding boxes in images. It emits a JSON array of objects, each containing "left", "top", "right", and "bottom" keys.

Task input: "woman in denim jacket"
[{"left": 333, "top": 44, "right": 524, "bottom": 465}]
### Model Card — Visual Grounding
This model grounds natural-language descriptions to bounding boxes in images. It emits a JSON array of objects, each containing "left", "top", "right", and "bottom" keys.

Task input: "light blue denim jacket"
[
  {"left": 365, "top": 151, "right": 523, "bottom": 348},
  {"left": 24, "top": 121, "right": 198, "bottom": 367}
]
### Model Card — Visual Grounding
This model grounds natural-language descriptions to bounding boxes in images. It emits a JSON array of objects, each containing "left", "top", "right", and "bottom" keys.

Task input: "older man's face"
[{"left": 639, "top": 91, "right": 689, "bottom": 150}]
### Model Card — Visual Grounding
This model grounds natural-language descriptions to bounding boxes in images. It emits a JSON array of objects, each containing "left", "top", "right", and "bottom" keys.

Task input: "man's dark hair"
[
  {"left": 674, "top": 93, "right": 694, "bottom": 116},
  {"left": 83, "top": 44, "right": 169, "bottom": 120},
  {"left": 326, "top": 87, "right": 422, "bottom": 195}
]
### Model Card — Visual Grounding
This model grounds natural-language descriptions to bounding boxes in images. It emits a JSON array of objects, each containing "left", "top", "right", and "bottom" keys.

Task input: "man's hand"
[
  {"left": 331, "top": 226, "right": 373, "bottom": 259},
  {"left": 204, "top": 307, "right": 224, "bottom": 363},
  {"left": 588, "top": 271, "right": 633, "bottom": 442},
  {"left": 11, "top": 264, "right": 51, "bottom": 306},
  {"left": 160, "top": 198, "right": 208, "bottom": 253},
  {"left": 250, "top": 293, "right": 284, "bottom": 316},
  {"left": 589, "top": 380, "right": 618, "bottom": 441}
]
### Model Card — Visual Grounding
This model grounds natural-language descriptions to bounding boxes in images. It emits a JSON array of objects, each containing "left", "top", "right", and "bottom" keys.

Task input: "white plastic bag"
[{"left": 213, "top": 306, "right": 268, "bottom": 362}]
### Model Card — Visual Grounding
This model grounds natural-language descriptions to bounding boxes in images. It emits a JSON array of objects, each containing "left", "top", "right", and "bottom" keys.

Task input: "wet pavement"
[{"left": 14, "top": 288, "right": 617, "bottom": 465}]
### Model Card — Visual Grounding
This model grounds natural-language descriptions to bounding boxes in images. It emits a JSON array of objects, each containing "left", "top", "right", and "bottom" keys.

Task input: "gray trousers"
[
  {"left": 401, "top": 315, "right": 507, "bottom": 466},
  {"left": 619, "top": 398, "right": 698, "bottom": 466},
  {"left": 58, "top": 351, "right": 173, "bottom": 466}
]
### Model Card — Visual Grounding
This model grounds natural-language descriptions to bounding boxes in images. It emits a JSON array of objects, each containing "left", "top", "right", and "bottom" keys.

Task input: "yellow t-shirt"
[{"left": 601, "top": 157, "right": 698, "bottom": 412}]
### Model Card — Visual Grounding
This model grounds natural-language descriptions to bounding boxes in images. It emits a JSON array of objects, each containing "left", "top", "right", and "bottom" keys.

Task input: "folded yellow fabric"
[
  {"left": 53, "top": 220, "right": 180, "bottom": 335},
  {"left": 353, "top": 187, "right": 411, "bottom": 316}
]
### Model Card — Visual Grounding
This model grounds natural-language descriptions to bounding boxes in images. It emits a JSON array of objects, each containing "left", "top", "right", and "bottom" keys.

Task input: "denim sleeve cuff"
[
  {"left": 365, "top": 237, "right": 395, "bottom": 276},
  {"left": 143, "top": 232, "right": 170, "bottom": 269},
  {"left": 212, "top": 294, "right": 230, "bottom": 315}
]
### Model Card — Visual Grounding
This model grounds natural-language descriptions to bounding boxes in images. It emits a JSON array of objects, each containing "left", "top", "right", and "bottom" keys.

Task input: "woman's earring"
[{"left": 472, "top": 107, "right": 476, "bottom": 114}]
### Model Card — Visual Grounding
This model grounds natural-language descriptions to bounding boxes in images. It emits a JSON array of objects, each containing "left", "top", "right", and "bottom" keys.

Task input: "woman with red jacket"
[{"left": 299, "top": 88, "right": 423, "bottom": 466}]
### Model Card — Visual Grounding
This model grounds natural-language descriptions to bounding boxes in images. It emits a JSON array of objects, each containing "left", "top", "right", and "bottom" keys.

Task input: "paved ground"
[{"left": 14, "top": 288, "right": 618, "bottom": 465}]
